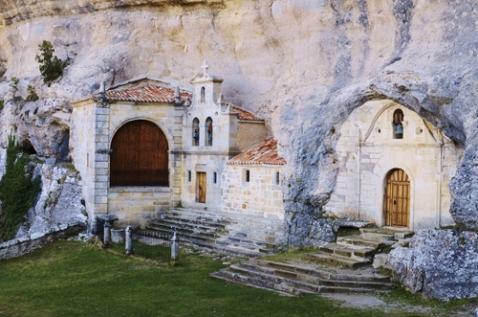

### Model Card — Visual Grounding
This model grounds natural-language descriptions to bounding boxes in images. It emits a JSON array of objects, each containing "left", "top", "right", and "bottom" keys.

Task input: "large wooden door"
[
  {"left": 196, "top": 172, "right": 207, "bottom": 203},
  {"left": 110, "top": 120, "right": 169, "bottom": 187},
  {"left": 384, "top": 169, "right": 410, "bottom": 227}
]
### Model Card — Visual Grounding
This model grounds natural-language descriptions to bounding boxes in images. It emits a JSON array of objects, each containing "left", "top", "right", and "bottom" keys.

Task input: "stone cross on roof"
[{"left": 201, "top": 60, "right": 209, "bottom": 77}]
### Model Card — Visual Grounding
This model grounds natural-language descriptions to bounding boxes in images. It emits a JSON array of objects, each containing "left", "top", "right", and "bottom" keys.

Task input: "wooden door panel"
[
  {"left": 110, "top": 120, "right": 169, "bottom": 186},
  {"left": 385, "top": 169, "right": 410, "bottom": 227},
  {"left": 196, "top": 172, "right": 207, "bottom": 203}
]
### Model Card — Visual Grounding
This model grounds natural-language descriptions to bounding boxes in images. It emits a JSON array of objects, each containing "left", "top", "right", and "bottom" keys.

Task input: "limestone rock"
[
  {"left": 16, "top": 163, "right": 87, "bottom": 239},
  {"left": 0, "top": 0, "right": 475, "bottom": 242},
  {"left": 0, "top": 59, "right": 6, "bottom": 80},
  {"left": 388, "top": 229, "right": 478, "bottom": 300},
  {"left": 372, "top": 253, "right": 389, "bottom": 270}
]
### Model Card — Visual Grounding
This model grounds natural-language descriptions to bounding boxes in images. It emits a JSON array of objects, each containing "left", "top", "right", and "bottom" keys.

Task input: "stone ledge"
[{"left": 0, "top": 223, "right": 85, "bottom": 261}]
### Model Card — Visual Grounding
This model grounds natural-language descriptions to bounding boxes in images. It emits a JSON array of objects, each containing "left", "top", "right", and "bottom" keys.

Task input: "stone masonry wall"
[{"left": 221, "top": 164, "right": 285, "bottom": 243}]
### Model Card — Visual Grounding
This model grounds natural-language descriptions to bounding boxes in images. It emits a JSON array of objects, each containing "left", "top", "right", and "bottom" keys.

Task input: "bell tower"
[{"left": 190, "top": 61, "right": 223, "bottom": 108}]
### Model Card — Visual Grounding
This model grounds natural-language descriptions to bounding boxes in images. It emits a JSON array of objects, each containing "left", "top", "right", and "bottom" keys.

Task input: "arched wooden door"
[
  {"left": 384, "top": 169, "right": 410, "bottom": 227},
  {"left": 110, "top": 120, "right": 169, "bottom": 187}
]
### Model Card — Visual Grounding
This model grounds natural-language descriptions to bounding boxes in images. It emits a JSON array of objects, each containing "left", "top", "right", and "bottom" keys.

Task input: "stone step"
[
  {"left": 318, "top": 243, "right": 376, "bottom": 259},
  {"left": 214, "top": 245, "right": 264, "bottom": 257},
  {"left": 240, "top": 262, "right": 392, "bottom": 290},
  {"left": 359, "top": 228, "right": 396, "bottom": 241},
  {"left": 150, "top": 218, "right": 223, "bottom": 234},
  {"left": 257, "top": 260, "right": 391, "bottom": 284},
  {"left": 169, "top": 209, "right": 228, "bottom": 222},
  {"left": 336, "top": 235, "right": 392, "bottom": 249},
  {"left": 160, "top": 214, "right": 228, "bottom": 229},
  {"left": 210, "top": 270, "right": 299, "bottom": 296},
  {"left": 307, "top": 252, "right": 371, "bottom": 269},
  {"left": 226, "top": 236, "right": 276, "bottom": 250},
  {"left": 141, "top": 227, "right": 217, "bottom": 246},
  {"left": 212, "top": 264, "right": 391, "bottom": 296},
  {"left": 146, "top": 223, "right": 220, "bottom": 239},
  {"left": 216, "top": 239, "right": 276, "bottom": 254},
  {"left": 228, "top": 264, "right": 319, "bottom": 293}
]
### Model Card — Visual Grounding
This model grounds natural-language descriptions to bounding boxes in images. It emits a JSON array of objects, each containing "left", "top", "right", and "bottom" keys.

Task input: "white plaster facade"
[
  {"left": 325, "top": 100, "right": 460, "bottom": 230},
  {"left": 179, "top": 69, "right": 267, "bottom": 212}
]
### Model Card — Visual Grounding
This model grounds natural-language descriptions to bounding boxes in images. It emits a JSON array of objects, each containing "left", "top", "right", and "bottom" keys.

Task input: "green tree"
[
  {"left": 0, "top": 138, "right": 41, "bottom": 241},
  {"left": 35, "top": 41, "right": 69, "bottom": 86}
]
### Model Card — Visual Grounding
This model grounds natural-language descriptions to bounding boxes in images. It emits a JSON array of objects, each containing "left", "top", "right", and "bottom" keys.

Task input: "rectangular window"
[
  {"left": 245, "top": 169, "right": 250, "bottom": 183},
  {"left": 213, "top": 172, "right": 217, "bottom": 184},
  {"left": 188, "top": 170, "right": 192, "bottom": 182},
  {"left": 275, "top": 171, "right": 280, "bottom": 185}
]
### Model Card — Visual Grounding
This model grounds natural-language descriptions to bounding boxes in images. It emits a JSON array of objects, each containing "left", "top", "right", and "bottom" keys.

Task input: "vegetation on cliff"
[
  {"left": 35, "top": 41, "right": 69, "bottom": 86},
  {"left": 0, "top": 138, "right": 41, "bottom": 241}
]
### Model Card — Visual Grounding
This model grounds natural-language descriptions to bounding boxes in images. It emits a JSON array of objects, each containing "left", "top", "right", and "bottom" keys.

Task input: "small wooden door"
[
  {"left": 110, "top": 120, "right": 169, "bottom": 186},
  {"left": 384, "top": 169, "right": 410, "bottom": 227},
  {"left": 196, "top": 172, "right": 207, "bottom": 203}
]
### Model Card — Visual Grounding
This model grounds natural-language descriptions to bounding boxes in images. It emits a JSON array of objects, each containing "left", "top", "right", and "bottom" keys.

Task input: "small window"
[
  {"left": 275, "top": 171, "right": 280, "bottom": 185},
  {"left": 205, "top": 117, "right": 213, "bottom": 146},
  {"left": 188, "top": 170, "right": 192, "bottom": 182},
  {"left": 213, "top": 172, "right": 217, "bottom": 184},
  {"left": 200, "top": 87, "right": 206, "bottom": 103},
  {"left": 245, "top": 169, "right": 250, "bottom": 183},
  {"left": 392, "top": 109, "right": 404, "bottom": 139},
  {"left": 192, "top": 118, "right": 200, "bottom": 146}
]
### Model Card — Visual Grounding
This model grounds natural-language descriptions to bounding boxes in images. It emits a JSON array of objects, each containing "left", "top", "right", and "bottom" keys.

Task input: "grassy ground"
[{"left": 0, "top": 240, "right": 472, "bottom": 317}]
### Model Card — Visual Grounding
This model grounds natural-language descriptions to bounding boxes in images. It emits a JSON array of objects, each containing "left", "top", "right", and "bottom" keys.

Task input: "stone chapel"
[
  {"left": 70, "top": 63, "right": 459, "bottom": 249},
  {"left": 71, "top": 63, "right": 286, "bottom": 246}
]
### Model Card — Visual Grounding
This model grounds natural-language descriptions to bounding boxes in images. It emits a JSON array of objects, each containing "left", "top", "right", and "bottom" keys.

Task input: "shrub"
[
  {"left": 35, "top": 41, "right": 69, "bottom": 86},
  {"left": 9, "top": 77, "right": 19, "bottom": 94},
  {"left": 0, "top": 100, "right": 4, "bottom": 111},
  {"left": 0, "top": 138, "right": 41, "bottom": 241},
  {"left": 26, "top": 85, "right": 39, "bottom": 102}
]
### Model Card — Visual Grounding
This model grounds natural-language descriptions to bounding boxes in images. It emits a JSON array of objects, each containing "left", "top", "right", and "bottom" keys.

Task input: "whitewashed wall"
[{"left": 325, "top": 100, "right": 460, "bottom": 230}]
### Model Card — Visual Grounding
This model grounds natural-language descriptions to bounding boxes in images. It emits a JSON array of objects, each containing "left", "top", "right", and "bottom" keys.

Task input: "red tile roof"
[
  {"left": 104, "top": 78, "right": 262, "bottom": 122},
  {"left": 228, "top": 138, "right": 286, "bottom": 166},
  {"left": 106, "top": 79, "right": 191, "bottom": 104},
  {"left": 231, "top": 105, "right": 263, "bottom": 121}
]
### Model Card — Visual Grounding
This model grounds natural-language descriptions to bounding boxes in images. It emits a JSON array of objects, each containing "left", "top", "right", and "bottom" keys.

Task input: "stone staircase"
[
  {"left": 137, "top": 208, "right": 278, "bottom": 257},
  {"left": 211, "top": 227, "right": 413, "bottom": 295}
]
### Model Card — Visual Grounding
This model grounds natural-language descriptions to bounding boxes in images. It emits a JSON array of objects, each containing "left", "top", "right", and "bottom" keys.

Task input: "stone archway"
[{"left": 110, "top": 120, "right": 169, "bottom": 187}]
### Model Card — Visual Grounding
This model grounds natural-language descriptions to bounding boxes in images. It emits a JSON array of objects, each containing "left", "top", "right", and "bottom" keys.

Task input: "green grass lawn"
[{"left": 0, "top": 240, "right": 465, "bottom": 317}]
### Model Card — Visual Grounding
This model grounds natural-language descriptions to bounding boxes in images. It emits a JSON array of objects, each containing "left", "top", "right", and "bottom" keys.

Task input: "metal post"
[
  {"left": 171, "top": 227, "right": 179, "bottom": 262},
  {"left": 125, "top": 226, "right": 133, "bottom": 255},
  {"left": 103, "top": 220, "right": 111, "bottom": 247}
]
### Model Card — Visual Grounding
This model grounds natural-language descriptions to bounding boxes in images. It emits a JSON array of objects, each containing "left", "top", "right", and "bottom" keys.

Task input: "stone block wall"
[
  {"left": 222, "top": 164, "right": 284, "bottom": 219},
  {"left": 108, "top": 187, "right": 170, "bottom": 226},
  {"left": 221, "top": 164, "right": 285, "bottom": 242}
]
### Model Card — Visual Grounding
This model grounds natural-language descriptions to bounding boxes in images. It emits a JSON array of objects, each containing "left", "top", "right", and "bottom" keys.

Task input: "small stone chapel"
[{"left": 71, "top": 63, "right": 287, "bottom": 246}]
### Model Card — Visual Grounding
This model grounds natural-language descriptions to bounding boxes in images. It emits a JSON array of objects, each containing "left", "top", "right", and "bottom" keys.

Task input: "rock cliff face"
[
  {"left": 388, "top": 229, "right": 478, "bottom": 300},
  {"left": 0, "top": 0, "right": 477, "bottom": 297}
]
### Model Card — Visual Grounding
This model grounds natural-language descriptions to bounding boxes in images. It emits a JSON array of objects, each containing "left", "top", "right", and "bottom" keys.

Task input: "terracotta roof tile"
[
  {"left": 106, "top": 80, "right": 191, "bottom": 104},
  {"left": 228, "top": 138, "right": 286, "bottom": 166},
  {"left": 231, "top": 105, "right": 263, "bottom": 121}
]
